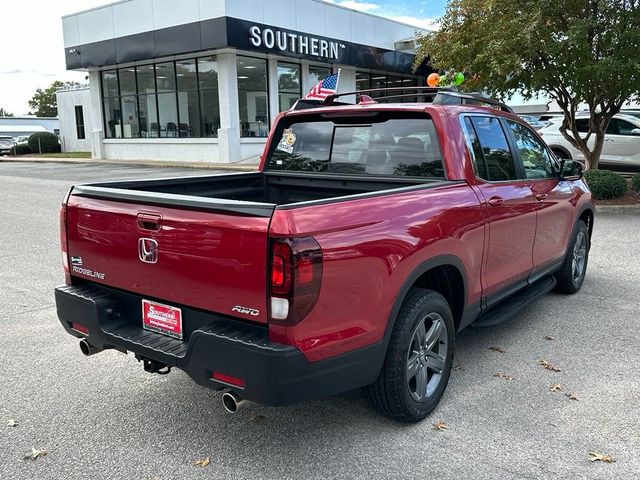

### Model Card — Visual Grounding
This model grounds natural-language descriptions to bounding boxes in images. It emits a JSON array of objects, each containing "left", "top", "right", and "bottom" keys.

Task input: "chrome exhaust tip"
[
  {"left": 79, "top": 339, "right": 103, "bottom": 357},
  {"left": 222, "top": 391, "right": 245, "bottom": 413}
]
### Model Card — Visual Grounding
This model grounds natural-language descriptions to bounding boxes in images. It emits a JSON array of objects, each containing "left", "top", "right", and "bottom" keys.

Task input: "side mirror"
[
  {"left": 560, "top": 159, "right": 584, "bottom": 179},
  {"left": 631, "top": 128, "right": 640, "bottom": 136}
]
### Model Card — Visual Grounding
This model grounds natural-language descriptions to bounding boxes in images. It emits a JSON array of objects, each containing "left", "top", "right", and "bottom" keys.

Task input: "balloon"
[
  {"left": 427, "top": 73, "right": 440, "bottom": 87},
  {"left": 454, "top": 72, "right": 465, "bottom": 86}
]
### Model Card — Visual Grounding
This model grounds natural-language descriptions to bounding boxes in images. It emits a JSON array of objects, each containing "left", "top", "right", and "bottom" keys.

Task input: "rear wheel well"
[
  {"left": 412, "top": 265, "right": 465, "bottom": 331},
  {"left": 551, "top": 146, "right": 572, "bottom": 160}
]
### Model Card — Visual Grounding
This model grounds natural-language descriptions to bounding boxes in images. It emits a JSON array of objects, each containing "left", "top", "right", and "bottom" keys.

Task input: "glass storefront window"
[
  {"left": 371, "top": 74, "right": 387, "bottom": 98},
  {"left": 137, "top": 65, "right": 156, "bottom": 94},
  {"left": 356, "top": 71, "right": 372, "bottom": 93},
  {"left": 119, "top": 68, "right": 136, "bottom": 96},
  {"left": 198, "top": 57, "right": 219, "bottom": 89},
  {"left": 121, "top": 96, "right": 139, "bottom": 138},
  {"left": 156, "top": 62, "right": 176, "bottom": 92},
  {"left": 277, "top": 62, "right": 301, "bottom": 112},
  {"left": 176, "top": 60, "right": 197, "bottom": 90},
  {"left": 138, "top": 94, "right": 158, "bottom": 138},
  {"left": 309, "top": 65, "right": 332, "bottom": 88},
  {"left": 198, "top": 57, "right": 219, "bottom": 138},
  {"left": 237, "top": 57, "right": 269, "bottom": 137},
  {"left": 101, "top": 56, "right": 219, "bottom": 139},
  {"left": 103, "top": 97, "right": 122, "bottom": 138},
  {"left": 102, "top": 70, "right": 118, "bottom": 98}
]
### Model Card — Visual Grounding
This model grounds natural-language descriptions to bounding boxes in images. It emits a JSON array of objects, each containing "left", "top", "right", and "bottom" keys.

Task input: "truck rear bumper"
[{"left": 55, "top": 284, "right": 383, "bottom": 406}]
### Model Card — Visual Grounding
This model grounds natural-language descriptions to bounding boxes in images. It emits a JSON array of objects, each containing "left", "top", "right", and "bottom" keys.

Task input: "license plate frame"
[{"left": 142, "top": 299, "right": 183, "bottom": 340}]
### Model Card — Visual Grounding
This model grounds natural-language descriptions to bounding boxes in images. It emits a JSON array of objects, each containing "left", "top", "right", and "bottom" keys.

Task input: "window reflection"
[{"left": 100, "top": 57, "right": 219, "bottom": 139}]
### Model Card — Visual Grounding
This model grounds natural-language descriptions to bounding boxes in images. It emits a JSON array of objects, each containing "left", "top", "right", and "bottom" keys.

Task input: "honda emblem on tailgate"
[{"left": 138, "top": 238, "right": 158, "bottom": 264}]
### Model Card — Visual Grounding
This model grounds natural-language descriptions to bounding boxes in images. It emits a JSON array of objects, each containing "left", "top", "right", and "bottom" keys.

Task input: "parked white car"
[{"left": 539, "top": 114, "right": 640, "bottom": 169}]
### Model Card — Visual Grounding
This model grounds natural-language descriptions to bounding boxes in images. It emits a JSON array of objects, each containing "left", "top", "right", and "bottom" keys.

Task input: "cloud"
[
  {"left": 324, "top": 0, "right": 437, "bottom": 30},
  {"left": 389, "top": 15, "right": 439, "bottom": 30},
  {"left": 324, "top": 0, "right": 381, "bottom": 13}
]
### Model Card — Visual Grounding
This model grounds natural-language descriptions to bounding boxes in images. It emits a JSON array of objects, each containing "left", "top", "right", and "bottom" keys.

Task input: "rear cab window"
[{"left": 265, "top": 113, "right": 446, "bottom": 178}]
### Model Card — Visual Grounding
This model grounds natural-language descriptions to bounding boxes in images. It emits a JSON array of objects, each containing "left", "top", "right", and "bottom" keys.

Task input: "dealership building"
[{"left": 59, "top": 0, "right": 428, "bottom": 164}]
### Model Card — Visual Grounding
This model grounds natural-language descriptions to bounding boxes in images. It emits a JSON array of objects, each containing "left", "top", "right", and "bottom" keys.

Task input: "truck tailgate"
[{"left": 65, "top": 194, "right": 273, "bottom": 324}]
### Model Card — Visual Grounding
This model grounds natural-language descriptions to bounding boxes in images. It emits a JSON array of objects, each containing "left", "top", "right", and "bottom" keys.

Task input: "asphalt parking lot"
[{"left": 1, "top": 161, "right": 638, "bottom": 480}]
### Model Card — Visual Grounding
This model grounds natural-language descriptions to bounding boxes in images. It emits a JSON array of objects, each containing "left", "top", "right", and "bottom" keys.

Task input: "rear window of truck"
[{"left": 265, "top": 114, "right": 445, "bottom": 178}]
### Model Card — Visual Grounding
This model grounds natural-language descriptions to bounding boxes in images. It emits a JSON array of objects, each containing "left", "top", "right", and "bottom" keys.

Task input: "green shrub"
[
  {"left": 12, "top": 144, "right": 32, "bottom": 155},
  {"left": 632, "top": 173, "right": 640, "bottom": 193},
  {"left": 584, "top": 169, "right": 627, "bottom": 200},
  {"left": 27, "top": 132, "right": 60, "bottom": 154}
]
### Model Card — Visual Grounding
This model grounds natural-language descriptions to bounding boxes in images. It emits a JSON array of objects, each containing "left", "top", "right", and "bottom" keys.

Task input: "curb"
[
  {"left": 0, "top": 157, "right": 259, "bottom": 172},
  {"left": 595, "top": 205, "right": 640, "bottom": 214}
]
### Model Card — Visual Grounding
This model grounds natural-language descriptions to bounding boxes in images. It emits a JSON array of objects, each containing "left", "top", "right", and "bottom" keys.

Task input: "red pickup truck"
[{"left": 55, "top": 89, "right": 594, "bottom": 422}]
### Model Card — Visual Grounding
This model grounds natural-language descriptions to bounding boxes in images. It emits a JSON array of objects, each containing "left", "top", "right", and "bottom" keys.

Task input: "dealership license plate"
[{"left": 142, "top": 299, "right": 183, "bottom": 340}]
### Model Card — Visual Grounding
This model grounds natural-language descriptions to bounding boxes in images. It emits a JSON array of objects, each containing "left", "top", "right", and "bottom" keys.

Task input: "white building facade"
[
  {"left": 57, "top": 85, "right": 93, "bottom": 153},
  {"left": 61, "top": 0, "right": 429, "bottom": 164}
]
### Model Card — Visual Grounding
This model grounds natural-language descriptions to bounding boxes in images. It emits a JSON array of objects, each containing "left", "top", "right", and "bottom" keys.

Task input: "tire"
[
  {"left": 365, "top": 288, "right": 455, "bottom": 422},
  {"left": 554, "top": 220, "right": 590, "bottom": 294}
]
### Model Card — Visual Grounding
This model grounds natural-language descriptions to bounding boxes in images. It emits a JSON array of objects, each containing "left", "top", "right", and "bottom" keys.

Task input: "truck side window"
[
  {"left": 506, "top": 120, "right": 557, "bottom": 179},
  {"left": 464, "top": 116, "right": 518, "bottom": 182}
]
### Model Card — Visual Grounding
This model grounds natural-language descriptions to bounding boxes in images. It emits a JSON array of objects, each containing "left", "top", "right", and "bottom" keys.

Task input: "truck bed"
[{"left": 71, "top": 172, "right": 452, "bottom": 215}]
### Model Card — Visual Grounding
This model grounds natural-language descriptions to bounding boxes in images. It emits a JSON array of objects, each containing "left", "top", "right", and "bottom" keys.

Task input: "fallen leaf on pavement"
[
  {"left": 538, "top": 359, "right": 561, "bottom": 372},
  {"left": 494, "top": 371, "right": 516, "bottom": 381},
  {"left": 549, "top": 383, "right": 563, "bottom": 393},
  {"left": 432, "top": 421, "right": 448, "bottom": 431},
  {"left": 453, "top": 362, "right": 464, "bottom": 371},
  {"left": 489, "top": 346, "right": 506, "bottom": 353},
  {"left": 23, "top": 448, "right": 47, "bottom": 461},
  {"left": 7, "top": 419, "right": 17, "bottom": 427},
  {"left": 544, "top": 335, "right": 555, "bottom": 341},
  {"left": 589, "top": 452, "right": 615, "bottom": 463},
  {"left": 565, "top": 393, "right": 579, "bottom": 401},
  {"left": 194, "top": 457, "right": 211, "bottom": 467}
]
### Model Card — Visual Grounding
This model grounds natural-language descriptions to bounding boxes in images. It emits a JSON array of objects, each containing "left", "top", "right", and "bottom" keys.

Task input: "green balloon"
[{"left": 454, "top": 72, "right": 465, "bottom": 86}]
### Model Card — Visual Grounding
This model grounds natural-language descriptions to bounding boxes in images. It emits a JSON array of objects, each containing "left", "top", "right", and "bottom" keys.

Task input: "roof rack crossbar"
[
  {"left": 322, "top": 86, "right": 455, "bottom": 104},
  {"left": 318, "top": 86, "right": 513, "bottom": 113}
]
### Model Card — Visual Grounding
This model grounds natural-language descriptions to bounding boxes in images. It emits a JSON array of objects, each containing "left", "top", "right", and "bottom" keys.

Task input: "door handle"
[
  {"left": 488, "top": 196, "right": 504, "bottom": 207},
  {"left": 535, "top": 193, "right": 548, "bottom": 201},
  {"left": 137, "top": 213, "right": 162, "bottom": 231}
]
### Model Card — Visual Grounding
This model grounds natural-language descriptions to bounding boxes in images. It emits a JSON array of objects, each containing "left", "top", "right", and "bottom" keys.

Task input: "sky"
[{"left": 0, "top": 0, "right": 446, "bottom": 116}]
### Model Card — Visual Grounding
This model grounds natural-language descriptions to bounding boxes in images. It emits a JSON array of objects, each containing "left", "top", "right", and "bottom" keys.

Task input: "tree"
[
  {"left": 416, "top": 0, "right": 640, "bottom": 170},
  {"left": 28, "top": 80, "right": 81, "bottom": 117},
  {"left": 0, "top": 107, "right": 13, "bottom": 117}
]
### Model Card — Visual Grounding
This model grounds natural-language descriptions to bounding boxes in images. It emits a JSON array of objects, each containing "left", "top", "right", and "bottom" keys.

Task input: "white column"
[
  {"left": 301, "top": 62, "right": 311, "bottom": 96},
  {"left": 216, "top": 52, "right": 241, "bottom": 163},
  {"left": 88, "top": 70, "right": 105, "bottom": 159},
  {"left": 336, "top": 66, "right": 356, "bottom": 104},
  {"left": 268, "top": 57, "right": 279, "bottom": 127}
]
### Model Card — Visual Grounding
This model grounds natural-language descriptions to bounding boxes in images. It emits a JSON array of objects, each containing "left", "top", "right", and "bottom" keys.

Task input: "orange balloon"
[{"left": 427, "top": 73, "right": 440, "bottom": 87}]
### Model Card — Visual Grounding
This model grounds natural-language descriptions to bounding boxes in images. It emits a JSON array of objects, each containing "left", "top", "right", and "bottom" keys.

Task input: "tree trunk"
[{"left": 580, "top": 132, "right": 605, "bottom": 170}]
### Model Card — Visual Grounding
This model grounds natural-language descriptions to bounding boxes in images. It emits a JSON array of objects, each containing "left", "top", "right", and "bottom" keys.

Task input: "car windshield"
[{"left": 265, "top": 113, "right": 446, "bottom": 178}]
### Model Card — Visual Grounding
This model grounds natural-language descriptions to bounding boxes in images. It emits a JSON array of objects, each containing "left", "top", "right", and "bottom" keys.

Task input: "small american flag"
[{"left": 304, "top": 71, "right": 340, "bottom": 100}]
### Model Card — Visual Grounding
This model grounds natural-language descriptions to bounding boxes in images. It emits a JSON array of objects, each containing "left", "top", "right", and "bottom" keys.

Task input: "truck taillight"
[
  {"left": 60, "top": 200, "right": 71, "bottom": 285},
  {"left": 269, "top": 237, "right": 322, "bottom": 326}
]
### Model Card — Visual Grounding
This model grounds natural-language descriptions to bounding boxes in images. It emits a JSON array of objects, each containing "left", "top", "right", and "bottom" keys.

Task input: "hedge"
[
  {"left": 27, "top": 132, "right": 60, "bottom": 154},
  {"left": 583, "top": 169, "right": 627, "bottom": 200},
  {"left": 632, "top": 173, "right": 640, "bottom": 193},
  {"left": 13, "top": 144, "right": 32, "bottom": 155}
]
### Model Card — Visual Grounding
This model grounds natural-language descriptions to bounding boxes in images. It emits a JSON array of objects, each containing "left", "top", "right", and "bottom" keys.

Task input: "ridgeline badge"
[{"left": 249, "top": 26, "right": 346, "bottom": 60}]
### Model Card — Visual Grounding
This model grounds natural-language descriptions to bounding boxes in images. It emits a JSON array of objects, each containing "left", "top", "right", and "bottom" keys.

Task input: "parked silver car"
[{"left": 0, "top": 136, "right": 15, "bottom": 156}]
